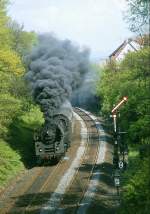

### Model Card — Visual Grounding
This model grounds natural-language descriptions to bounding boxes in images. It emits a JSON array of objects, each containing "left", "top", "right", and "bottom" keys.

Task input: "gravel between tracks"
[{"left": 40, "top": 112, "right": 88, "bottom": 214}]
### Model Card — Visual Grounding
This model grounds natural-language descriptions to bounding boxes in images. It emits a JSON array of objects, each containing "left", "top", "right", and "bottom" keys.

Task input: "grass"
[{"left": 0, "top": 105, "right": 44, "bottom": 188}]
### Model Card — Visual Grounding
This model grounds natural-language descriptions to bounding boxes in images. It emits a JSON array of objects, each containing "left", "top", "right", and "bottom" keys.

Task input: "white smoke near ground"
[{"left": 25, "top": 34, "right": 90, "bottom": 120}]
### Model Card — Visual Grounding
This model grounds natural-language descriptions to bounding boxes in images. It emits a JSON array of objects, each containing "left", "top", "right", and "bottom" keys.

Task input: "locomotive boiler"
[{"left": 34, "top": 101, "right": 73, "bottom": 164}]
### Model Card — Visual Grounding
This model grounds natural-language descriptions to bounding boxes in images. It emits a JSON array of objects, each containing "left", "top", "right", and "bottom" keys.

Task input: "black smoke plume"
[
  {"left": 26, "top": 34, "right": 90, "bottom": 120},
  {"left": 71, "top": 69, "right": 100, "bottom": 113}
]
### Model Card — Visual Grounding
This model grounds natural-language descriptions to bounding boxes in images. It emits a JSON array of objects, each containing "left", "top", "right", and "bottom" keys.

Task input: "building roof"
[
  {"left": 109, "top": 39, "right": 141, "bottom": 60},
  {"left": 109, "top": 41, "right": 127, "bottom": 58}
]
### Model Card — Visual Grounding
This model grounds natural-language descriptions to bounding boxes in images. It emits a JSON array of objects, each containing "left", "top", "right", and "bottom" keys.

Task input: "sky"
[{"left": 8, "top": 0, "right": 133, "bottom": 61}]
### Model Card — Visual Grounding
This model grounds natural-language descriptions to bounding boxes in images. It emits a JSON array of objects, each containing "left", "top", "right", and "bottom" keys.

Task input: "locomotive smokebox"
[{"left": 34, "top": 100, "right": 73, "bottom": 163}]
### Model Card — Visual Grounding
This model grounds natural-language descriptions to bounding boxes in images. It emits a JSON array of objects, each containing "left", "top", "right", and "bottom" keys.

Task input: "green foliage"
[
  {"left": 0, "top": 48, "right": 25, "bottom": 75},
  {"left": 0, "top": 70, "right": 28, "bottom": 136},
  {"left": 0, "top": 0, "right": 39, "bottom": 136},
  {"left": 0, "top": 138, "right": 24, "bottom": 186},
  {"left": 8, "top": 20, "right": 37, "bottom": 56},
  {"left": 0, "top": 106, "right": 44, "bottom": 187},
  {"left": 19, "top": 105, "right": 44, "bottom": 128},
  {"left": 119, "top": 154, "right": 150, "bottom": 214},
  {"left": 96, "top": 48, "right": 150, "bottom": 212},
  {"left": 0, "top": 93, "right": 23, "bottom": 135},
  {"left": 0, "top": 0, "right": 43, "bottom": 188},
  {"left": 97, "top": 48, "right": 150, "bottom": 146},
  {"left": 0, "top": 0, "right": 45, "bottom": 194},
  {"left": 0, "top": 0, "right": 12, "bottom": 48}
]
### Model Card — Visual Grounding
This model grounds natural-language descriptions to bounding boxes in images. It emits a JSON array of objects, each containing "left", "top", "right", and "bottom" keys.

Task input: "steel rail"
[
  {"left": 68, "top": 108, "right": 100, "bottom": 214},
  {"left": 60, "top": 110, "right": 90, "bottom": 196}
]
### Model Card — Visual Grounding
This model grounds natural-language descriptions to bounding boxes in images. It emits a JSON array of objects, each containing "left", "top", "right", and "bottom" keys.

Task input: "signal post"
[{"left": 111, "top": 96, "right": 128, "bottom": 195}]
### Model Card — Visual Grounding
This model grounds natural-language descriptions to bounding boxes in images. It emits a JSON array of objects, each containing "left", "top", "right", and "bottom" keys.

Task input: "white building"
[{"left": 109, "top": 39, "right": 141, "bottom": 61}]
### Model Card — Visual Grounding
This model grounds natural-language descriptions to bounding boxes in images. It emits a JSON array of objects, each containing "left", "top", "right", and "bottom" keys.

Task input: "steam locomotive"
[{"left": 34, "top": 101, "right": 73, "bottom": 164}]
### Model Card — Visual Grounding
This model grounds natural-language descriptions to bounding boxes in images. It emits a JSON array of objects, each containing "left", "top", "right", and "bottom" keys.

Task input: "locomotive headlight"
[
  {"left": 39, "top": 148, "right": 42, "bottom": 152},
  {"left": 56, "top": 146, "right": 59, "bottom": 151}
]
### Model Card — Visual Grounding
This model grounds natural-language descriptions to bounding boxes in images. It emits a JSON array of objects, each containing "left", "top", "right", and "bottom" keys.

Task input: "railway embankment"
[{"left": 0, "top": 106, "right": 44, "bottom": 195}]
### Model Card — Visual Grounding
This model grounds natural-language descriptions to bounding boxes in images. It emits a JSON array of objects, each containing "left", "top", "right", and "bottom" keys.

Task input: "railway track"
[
  {"left": 57, "top": 107, "right": 101, "bottom": 213},
  {"left": 0, "top": 108, "right": 104, "bottom": 214},
  {"left": 0, "top": 162, "right": 65, "bottom": 214}
]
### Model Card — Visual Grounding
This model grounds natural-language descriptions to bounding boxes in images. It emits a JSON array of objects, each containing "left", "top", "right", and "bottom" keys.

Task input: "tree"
[
  {"left": 96, "top": 47, "right": 150, "bottom": 147},
  {"left": 120, "top": 158, "right": 150, "bottom": 214},
  {"left": 125, "top": 0, "right": 150, "bottom": 33},
  {"left": 96, "top": 47, "right": 150, "bottom": 213},
  {"left": 0, "top": 0, "right": 36, "bottom": 136},
  {"left": 8, "top": 20, "right": 37, "bottom": 57},
  {"left": 0, "top": 48, "right": 25, "bottom": 75},
  {"left": 0, "top": 0, "right": 12, "bottom": 48}
]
